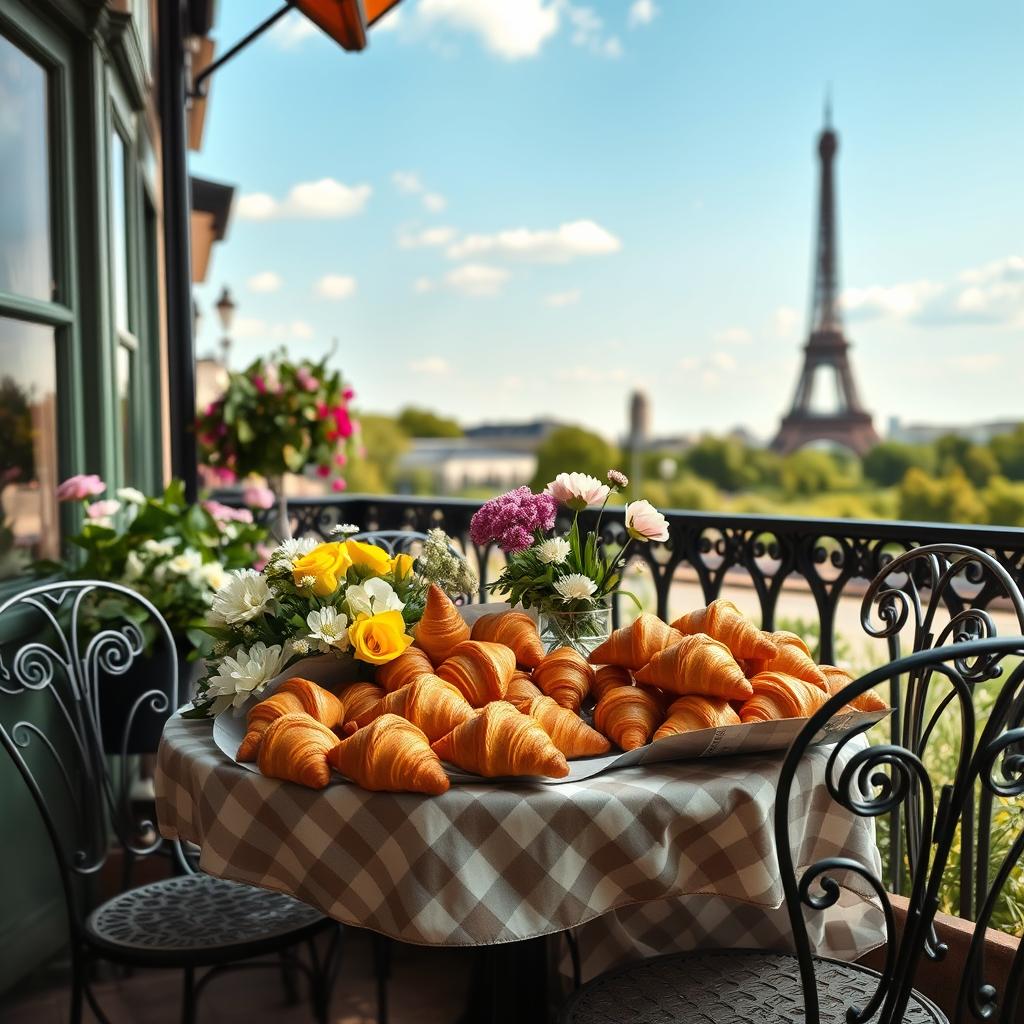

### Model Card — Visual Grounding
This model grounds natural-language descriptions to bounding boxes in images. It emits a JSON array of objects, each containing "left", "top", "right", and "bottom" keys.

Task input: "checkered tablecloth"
[{"left": 155, "top": 714, "right": 884, "bottom": 975}]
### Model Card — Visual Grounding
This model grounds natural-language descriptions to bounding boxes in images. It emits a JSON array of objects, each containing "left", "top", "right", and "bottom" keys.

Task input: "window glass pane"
[
  {"left": 111, "top": 130, "right": 129, "bottom": 331},
  {"left": 0, "top": 33, "right": 52, "bottom": 301},
  {"left": 0, "top": 317, "right": 58, "bottom": 578},
  {"left": 117, "top": 344, "right": 134, "bottom": 485}
]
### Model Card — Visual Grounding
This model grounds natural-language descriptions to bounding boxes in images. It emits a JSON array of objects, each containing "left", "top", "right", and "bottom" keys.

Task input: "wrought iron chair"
[
  {"left": 560, "top": 634, "right": 1024, "bottom": 1024},
  {"left": 0, "top": 581, "right": 339, "bottom": 1024}
]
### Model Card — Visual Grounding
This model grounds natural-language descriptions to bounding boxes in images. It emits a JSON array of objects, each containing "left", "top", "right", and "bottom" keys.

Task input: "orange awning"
[{"left": 293, "top": 0, "right": 404, "bottom": 52}]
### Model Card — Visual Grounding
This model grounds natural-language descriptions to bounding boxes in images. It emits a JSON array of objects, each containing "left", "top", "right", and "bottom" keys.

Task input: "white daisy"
[
  {"left": 166, "top": 549, "right": 204, "bottom": 581},
  {"left": 553, "top": 573, "right": 597, "bottom": 603},
  {"left": 116, "top": 487, "right": 147, "bottom": 505},
  {"left": 122, "top": 551, "right": 145, "bottom": 583},
  {"left": 143, "top": 538, "right": 178, "bottom": 558},
  {"left": 208, "top": 569, "right": 273, "bottom": 626},
  {"left": 269, "top": 536, "right": 319, "bottom": 566},
  {"left": 536, "top": 537, "right": 571, "bottom": 565},
  {"left": 199, "top": 561, "right": 228, "bottom": 592},
  {"left": 306, "top": 607, "right": 350, "bottom": 652},
  {"left": 329, "top": 523, "right": 361, "bottom": 536},
  {"left": 345, "top": 577, "right": 404, "bottom": 619},
  {"left": 206, "top": 642, "right": 288, "bottom": 714}
]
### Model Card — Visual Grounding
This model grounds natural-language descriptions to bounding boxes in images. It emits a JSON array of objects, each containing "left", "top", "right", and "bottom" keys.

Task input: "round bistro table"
[{"left": 155, "top": 713, "right": 885, "bottom": 1021}]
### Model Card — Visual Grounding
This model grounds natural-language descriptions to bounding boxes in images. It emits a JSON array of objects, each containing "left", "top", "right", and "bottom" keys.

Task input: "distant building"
[
  {"left": 398, "top": 439, "right": 537, "bottom": 494},
  {"left": 463, "top": 419, "right": 563, "bottom": 452},
  {"left": 887, "top": 417, "right": 1020, "bottom": 446}
]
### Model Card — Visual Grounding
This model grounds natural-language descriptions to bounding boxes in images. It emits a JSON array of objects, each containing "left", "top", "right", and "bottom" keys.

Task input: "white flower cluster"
[
  {"left": 208, "top": 569, "right": 274, "bottom": 626},
  {"left": 205, "top": 641, "right": 288, "bottom": 715}
]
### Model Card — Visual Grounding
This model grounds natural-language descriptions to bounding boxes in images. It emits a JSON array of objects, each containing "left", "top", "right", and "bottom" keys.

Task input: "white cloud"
[
  {"left": 556, "top": 366, "right": 628, "bottom": 384},
  {"left": 315, "top": 274, "right": 357, "bottom": 300},
  {"left": 408, "top": 356, "right": 450, "bottom": 375},
  {"left": 773, "top": 305, "right": 801, "bottom": 338},
  {"left": 373, "top": 8, "right": 403, "bottom": 32},
  {"left": 398, "top": 226, "right": 457, "bottom": 249},
  {"left": 448, "top": 219, "right": 621, "bottom": 263},
  {"left": 945, "top": 354, "right": 1004, "bottom": 373},
  {"left": 714, "top": 326, "right": 752, "bottom": 345},
  {"left": 677, "top": 351, "right": 739, "bottom": 382},
  {"left": 271, "top": 12, "right": 319, "bottom": 48},
  {"left": 544, "top": 288, "right": 582, "bottom": 307},
  {"left": 418, "top": 0, "right": 560, "bottom": 60},
  {"left": 246, "top": 271, "right": 282, "bottom": 294},
  {"left": 628, "top": 0, "right": 659, "bottom": 27},
  {"left": 236, "top": 179, "right": 372, "bottom": 220},
  {"left": 445, "top": 263, "right": 509, "bottom": 296},
  {"left": 841, "top": 280, "right": 941, "bottom": 321},
  {"left": 564, "top": 3, "right": 622, "bottom": 58},
  {"left": 232, "top": 317, "right": 313, "bottom": 341},
  {"left": 413, "top": 276, "right": 435, "bottom": 294},
  {"left": 391, "top": 170, "right": 446, "bottom": 212},
  {"left": 710, "top": 351, "right": 737, "bottom": 371}
]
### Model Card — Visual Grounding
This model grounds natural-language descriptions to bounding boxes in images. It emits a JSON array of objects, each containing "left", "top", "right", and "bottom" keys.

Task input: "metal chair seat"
[
  {"left": 560, "top": 949, "right": 947, "bottom": 1024},
  {"left": 85, "top": 873, "right": 328, "bottom": 967}
]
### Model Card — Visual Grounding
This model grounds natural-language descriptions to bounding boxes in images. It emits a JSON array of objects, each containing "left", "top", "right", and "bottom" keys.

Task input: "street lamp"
[{"left": 215, "top": 286, "right": 237, "bottom": 369}]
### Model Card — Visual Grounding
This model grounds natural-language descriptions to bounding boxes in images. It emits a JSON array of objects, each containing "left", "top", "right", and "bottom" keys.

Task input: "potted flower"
[
  {"left": 37, "top": 476, "right": 269, "bottom": 749},
  {"left": 470, "top": 471, "right": 670, "bottom": 656},
  {"left": 195, "top": 349, "right": 359, "bottom": 537},
  {"left": 189, "top": 527, "right": 471, "bottom": 716}
]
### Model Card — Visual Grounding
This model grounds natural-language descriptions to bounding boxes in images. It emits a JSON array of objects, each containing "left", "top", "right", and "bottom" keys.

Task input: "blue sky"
[{"left": 191, "top": 0, "right": 1024, "bottom": 442}]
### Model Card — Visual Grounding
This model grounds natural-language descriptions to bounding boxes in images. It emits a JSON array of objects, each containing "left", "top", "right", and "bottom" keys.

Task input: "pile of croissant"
[{"left": 235, "top": 589, "right": 885, "bottom": 797}]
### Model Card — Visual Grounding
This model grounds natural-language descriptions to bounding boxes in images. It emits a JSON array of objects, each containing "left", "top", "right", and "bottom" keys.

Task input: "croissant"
[
  {"left": 671, "top": 600, "right": 778, "bottom": 661},
  {"left": 237, "top": 677, "right": 344, "bottom": 762},
  {"left": 257, "top": 712, "right": 339, "bottom": 789},
  {"left": 588, "top": 614, "right": 684, "bottom": 670},
  {"left": 592, "top": 665, "right": 633, "bottom": 702},
  {"left": 653, "top": 696, "right": 740, "bottom": 741},
  {"left": 739, "top": 671, "right": 829, "bottom": 723},
  {"left": 352, "top": 674, "right": 474, "bottom": 741},
  {"left": 413, "top": 584, "right": 471, "bottom": 667},
  {"left": 526, "top": 696, "right": 612, "bottom": 758},
  {"left": 635, "top": 633, "right": 753, "bottom": 700},
  {"left": 436, "top": 640, "right": 516, "bottom": 706},
  {"left": 820, "top": 665, "right": 888, "bottom": 713},
  {"left": 328, "top": 714, "right": 450, "bottom": 795},
  {"left": 376, "top": 646, "right": 434, "bottom": 694},
  {"left": 533, "top": 647, "right": 595, "bottom": 713},
  {"left": 745, "top": 631, "right": 827, "bottom": 690},
  {"left": 470, "top": 611, "right": 545, "bottom": 669},
  {"left": 505, "top": 671, "right": 544, "bottom": 712},
  {"left": 337, "top": 681, "right": 387, "bottom": 727},
  {"left": 432, "top": 701, "right": 568, "bottom": 778},
  {"left": 593, "top": 685, "right": 661, "bottom": 751}
]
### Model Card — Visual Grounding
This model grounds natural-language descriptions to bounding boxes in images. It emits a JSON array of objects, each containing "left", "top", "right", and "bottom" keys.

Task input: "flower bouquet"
[
  {"left": 189, "top": 529, "right": 473, "bottom": 716},
  {"left": 470, "top": 471, "right": 670, "bottom": 656},
  {"left": 37, "top": 476, "right": 268, "bottom": 640}
]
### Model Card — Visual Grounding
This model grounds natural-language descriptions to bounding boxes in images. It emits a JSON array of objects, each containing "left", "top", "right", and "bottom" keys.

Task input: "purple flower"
[{"left": 470, "top": 487, "right": 558, "bottom": 553}]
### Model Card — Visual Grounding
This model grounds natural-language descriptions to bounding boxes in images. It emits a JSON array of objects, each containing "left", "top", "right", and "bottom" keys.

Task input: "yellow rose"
[
  {"left": 348, "top": 610, "right": 413, "bottom": 665},
  {"left": 390, "top": 552, "right": 416, "bottom": 578},
  {"left": 292, "top": 542, "right": 352, "bottom": 597},
  {"left": 345, "top": 539, "right": 392, "bottom": 576}
]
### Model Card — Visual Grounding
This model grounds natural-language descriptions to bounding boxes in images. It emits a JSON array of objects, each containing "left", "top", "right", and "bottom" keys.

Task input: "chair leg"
[
  {"left": 372, "top": 934, "right": 391, "bottom": 1024},
  {"left": 181, "top": 966, "right": 197, "bottom": 1024},
  {"left": 69, "top": 953, "right": 84, "bottom": 1024}
]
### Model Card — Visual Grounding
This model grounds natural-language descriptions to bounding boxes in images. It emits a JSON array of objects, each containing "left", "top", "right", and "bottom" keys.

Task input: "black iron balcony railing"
[{"left": 280, "top": 494, "right": 1024, "bottom": 665}]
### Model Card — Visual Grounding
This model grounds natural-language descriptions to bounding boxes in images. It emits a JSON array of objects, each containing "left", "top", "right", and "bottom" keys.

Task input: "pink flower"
[
  {"left": 334, "top": 452, "right": 347, "bottom": 467},
  {"left": 316, "top": 465, "right": 331, "bottom": 479},
  {"left": 331, "top": 478, "right": 347, "bottom": 492},
  {"left": 545, "top": 472, "right": 610, "bottom": 511},
  {"left": 252, "top": 374, "right": 266, "bottom": 394},
  {"left": 86, "top": 499, "right": 120, "bottom": 519},
  {"left": 624, "top": 500, "right": 670, "bottom": 543},
  {"left": 342, "top": 387, "right": 355, "bottom": 401},
  {"left": 215, "top": 467, "right": 237, "bottom": 485},
  {"left": 332, "top": 406, "right": 353, "bottom": 438},
  {"left": 470, "top": 487, "right": 558, "bottom": 553},
  {"left": 252, "top": 542, "right": 274, "bottom": 572},
  {"left": 242, "top": 483, "right": 275, "bottom": 510},
  {"left": 203, "top": 500, "right": 254, "bottom": 524},
  {"left": 56, "top": 474, "right": 106, "bottom": 501},
  {"left": 316, "top": 401, "right": 329, "bottom": 420},
  {"left": 296, "top": 367, "right": 319, "bottom": 392},
  {"left": 607, "top": 469, "right": 628, "bottom": 488}
]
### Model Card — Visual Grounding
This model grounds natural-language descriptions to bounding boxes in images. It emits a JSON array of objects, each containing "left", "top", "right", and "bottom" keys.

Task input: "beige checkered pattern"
[{"left": 155, "top": 715, "right": 884, "bottom": 968}]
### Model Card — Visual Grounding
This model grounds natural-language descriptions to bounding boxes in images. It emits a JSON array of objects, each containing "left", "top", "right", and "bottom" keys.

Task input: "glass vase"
[{"left": 537, "top": 599, "right": 612, "bottom": 658}]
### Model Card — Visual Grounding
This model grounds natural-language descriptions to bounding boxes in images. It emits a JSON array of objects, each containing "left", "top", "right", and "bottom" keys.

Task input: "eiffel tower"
[{"left": 771, "top": 104, "right": 879, "bottom": 456}]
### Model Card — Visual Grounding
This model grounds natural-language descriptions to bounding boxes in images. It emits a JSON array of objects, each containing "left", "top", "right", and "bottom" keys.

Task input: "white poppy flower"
[
  {"left": 536, "top": 537, "right": 571, "bottom": 565},
  {"left": 208, "top": 569, "right": 273, "bottom": 626},
  {"left": 345, "top": 577, "right": 404, "bottom": 618},
  {"left": 206, "top": 642, "right": 288, "bottom": 713},
  {"left": 553, "top": 573, "right": 598, "bottom": 602}
]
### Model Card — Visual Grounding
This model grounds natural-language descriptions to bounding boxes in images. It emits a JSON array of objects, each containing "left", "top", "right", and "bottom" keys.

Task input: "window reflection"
[
  {"left": 0, "top": 317, "right": 58, "bottom": 578},
  {"left": 0, "top": 33, "right": 52, "bottom": 301},
  {"left": 111, "top": 130, "right": 129, "bottom": 331}
]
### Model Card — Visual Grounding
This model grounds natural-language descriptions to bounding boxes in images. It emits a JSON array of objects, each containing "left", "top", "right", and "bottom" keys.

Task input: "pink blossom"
[
  {"left": 332, "top": 406, "right": 353, "bottom": 438},
  {"left": 316, "top": 465, "right": 331, "bottom": 479},
  {"left": 331, "top": 478, "right": 347, "bottom": 493},
  {"left": 316, "top": 401, "right": 329, "bottom": 420},
  {"left": 470, "top": 487, "right": 558, "bottom": 553},
  {"left": 86, "top": 499, "right": 120, "bottom": 519},
  {"left": 296, "top": 367, "right": 319, "bottom": 392},
  {"left": 252, "top": 542, "right": 274, "bottom": 572},
  {"left": 214, "top": 467, "right": 237, "bottom": 485},
  {"left": 56, "top": 474, "right": 106, "bottom": 501},
  {"left": 607, "top": 469, "right": 628, "bottom": 488},
  {"left": 252, "top": 374, "right": 266, "bottom": 394},
  {"left": 203, "top": 500, "right": 253, "bottom": 524},
  {"left": 334, "top": 452, "right": 347, "bottom": 467},
  {"left": 204, "top": 402, "right": 218, "bottom": 417},
  {"left": 624, "top": 500, "right": 670, "bottom": 543},
  {"left": 546, "top": 472, "right": 610, "bottom": 511},
  {"left": 342, "top": 387, "right": 355, "bottom": 401},
  {"left": 242, "top": 483, "right": 275, "bottom": 510}
]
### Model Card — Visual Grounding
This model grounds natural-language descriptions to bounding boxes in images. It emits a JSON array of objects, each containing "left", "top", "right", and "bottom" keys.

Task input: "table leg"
[{"left": 456, "top": 935, "right": 551, "bottom": 1024}]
